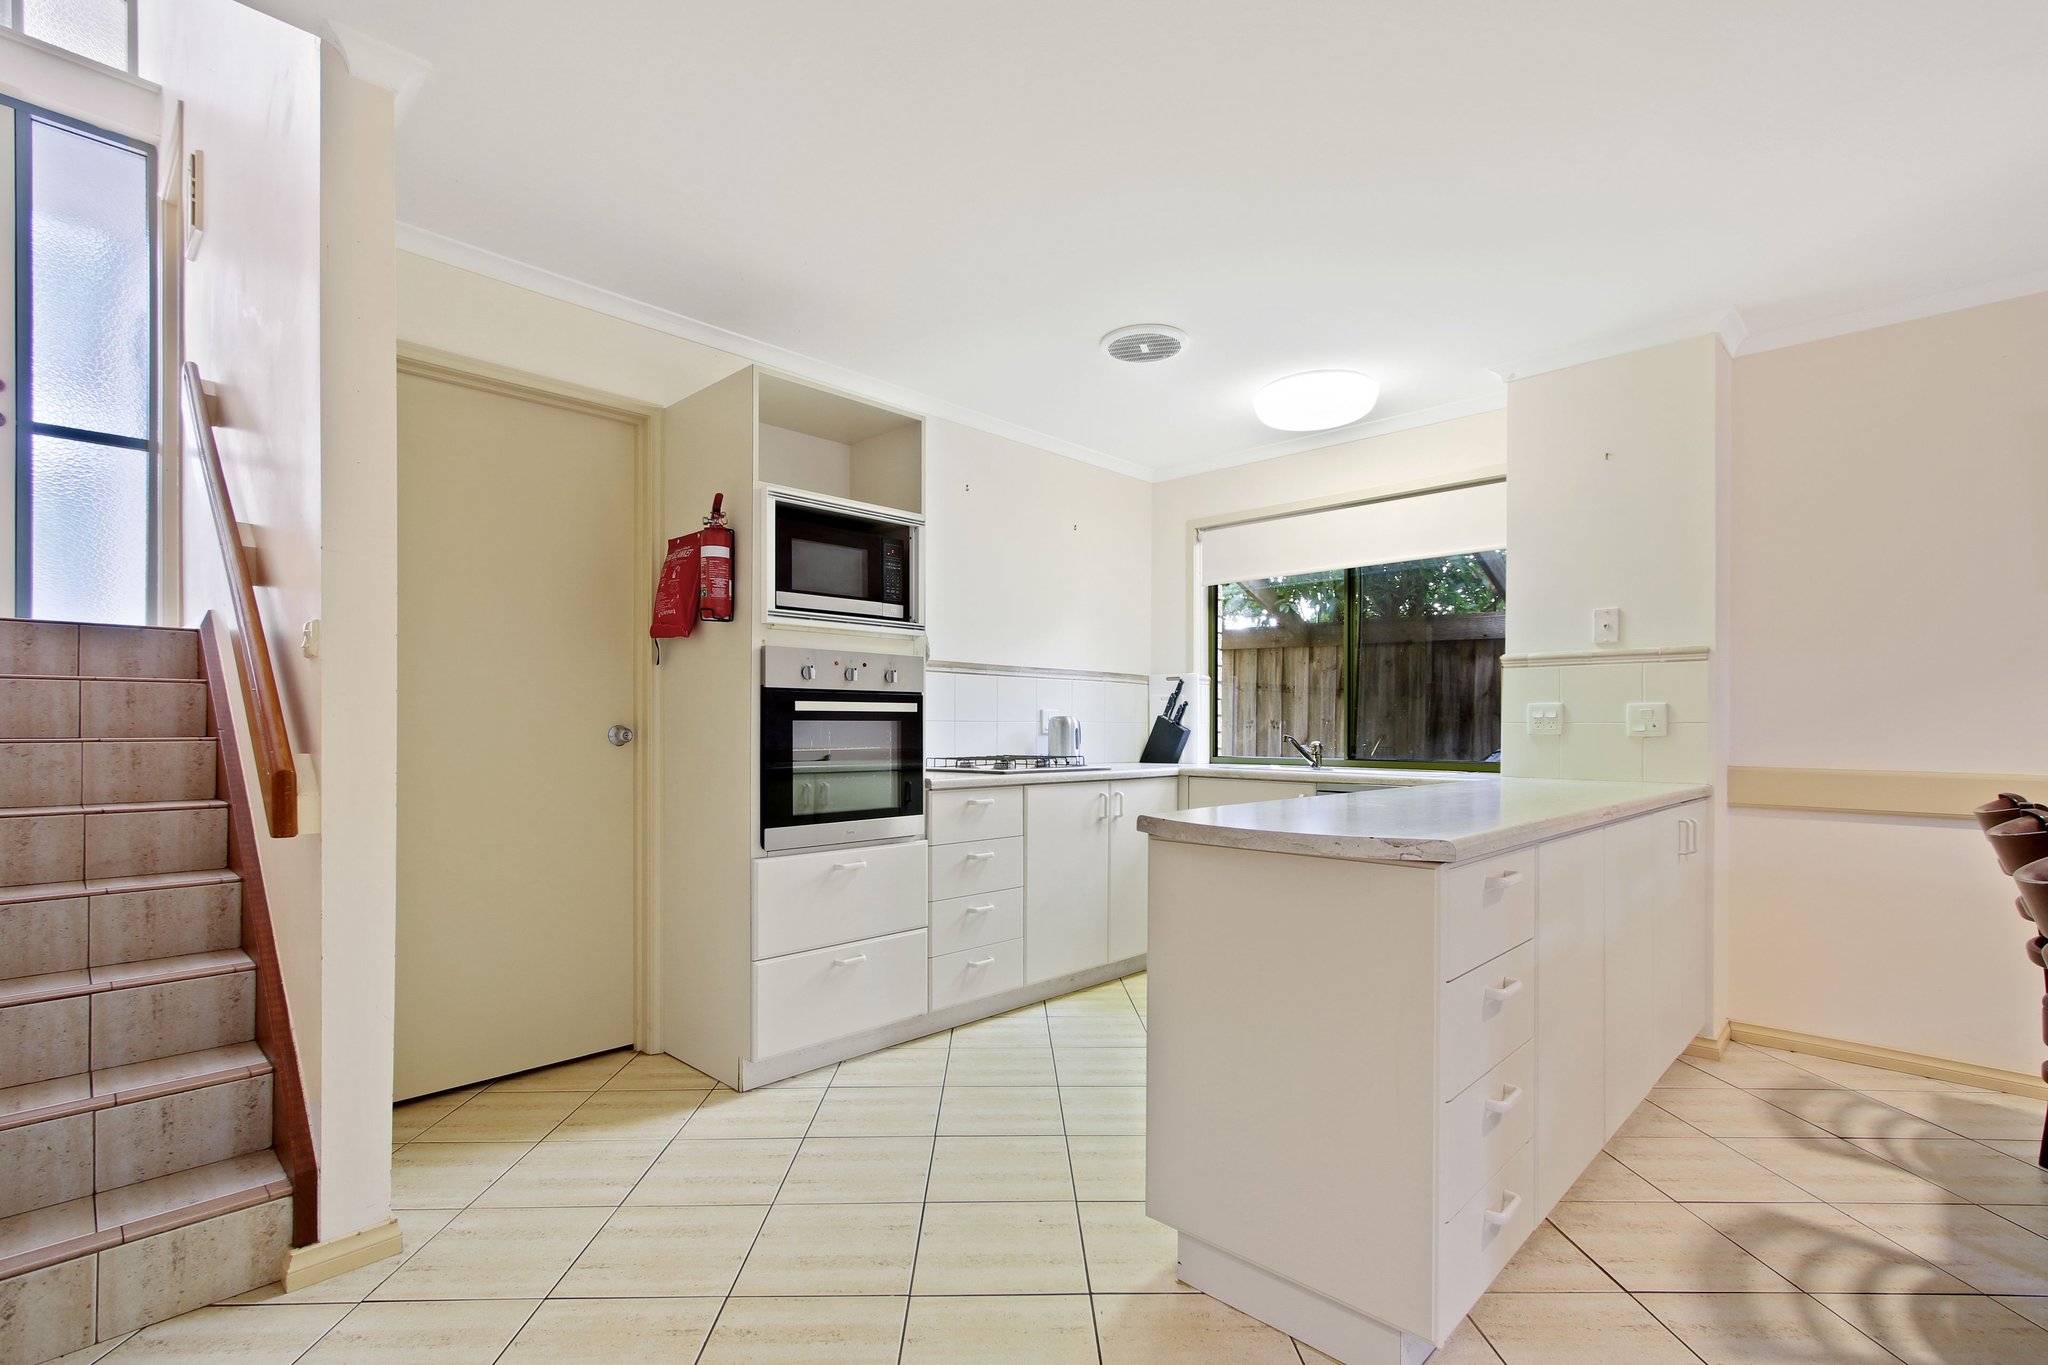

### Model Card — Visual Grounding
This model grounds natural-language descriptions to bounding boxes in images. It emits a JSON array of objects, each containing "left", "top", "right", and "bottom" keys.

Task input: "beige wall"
[
  {"left": 144, "top": 0, "right": 400, "bottom": 1243},
  {"left": 1147, "top": 410, "right": 1508, "bottom": 676},
  {"left": 1726, "top": 291, "right": 2048, "bottom": 1074}
]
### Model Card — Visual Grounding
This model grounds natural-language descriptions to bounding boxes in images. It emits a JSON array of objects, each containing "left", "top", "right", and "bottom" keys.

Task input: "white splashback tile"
[
  {"left": 1558, "top": 723, "right": 1642, "bottom": 782},
  {"left": 1642, "top": 721, "right": 1712, "bottom": 783},
  {"left": 953, "top": 721, "right": 999, "bottom": 756},
  {"left": 997, "top": 675, "right": 1039, "bottom": 726},
  {"left": 956, "top": 673, "right": 1001, "bottom": 722},
  {"left": 1643, "top": 660, "right": 1711, "bottom": 724},
  {"left": 1559, "top": 663, "right": 1644, "bottom": 724},
  {"left": 1109, "top": 681, "right": 1149, "bottom": 726},
  {"left": 1036, "top": 678, "right": 1073, "bottom": 720},
  {"left": 924, "top": 672, "right": 957, "bottom": 723},
  {"left": 996, "top": 719, "right": 1040, "bottom": 755},
  {"left": 1070, "top": 679, "right": 1106, "bottom": 726},
  {"left": 1500, "top": 725, "right": 1562, "bottom": 779},
  {"left": 923, "top": 720, "right": 956, "bottom": 759},
  {"left": 1501, "top": 666, "right": 1561, "bottom": 712}
]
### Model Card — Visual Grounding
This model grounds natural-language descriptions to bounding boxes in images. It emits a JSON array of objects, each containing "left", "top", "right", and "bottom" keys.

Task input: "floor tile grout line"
[
  {"left": 893, "top": 1025, "right": 952, "bottom": 1364},
  {"left": 1045, "top": 1004, "right": 1109, "bottom": 1365}
]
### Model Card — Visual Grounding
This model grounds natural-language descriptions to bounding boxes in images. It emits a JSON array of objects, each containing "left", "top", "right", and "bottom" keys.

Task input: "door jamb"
[{"left": 395, "top": 343, "right": 665, "bottom": 1055}]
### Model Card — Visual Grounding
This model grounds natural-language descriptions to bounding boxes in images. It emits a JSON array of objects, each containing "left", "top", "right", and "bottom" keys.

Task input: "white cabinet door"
[
  {"left": 1601, "top": 811, "right": 1664, "bottom": 1133},
  {"left": 1654, "top": 802, "right": 1711, "bottom": 1062},
  {"left": 1108, "top": 778, "right": 1178, "bottom": 962},
  {"left": 1025, "top": 781, "right": 1111, "bottom": 983},
  {"left": 1534, "top": 827, "right": 1607, "bottom": 1212}
]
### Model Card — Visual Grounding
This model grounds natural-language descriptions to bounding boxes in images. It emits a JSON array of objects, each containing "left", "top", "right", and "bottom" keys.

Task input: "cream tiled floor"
[{"left": 55, "top": 975, "right": 2048, "bottom": 1364}]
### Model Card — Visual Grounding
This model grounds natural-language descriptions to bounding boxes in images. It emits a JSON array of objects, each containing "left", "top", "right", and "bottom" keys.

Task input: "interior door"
[
  {"left": 1025, "top": 781, "right": 1111, "bottom": 983},
  {"left": 394, "top": 365, "right": 641, "bottom": 1099},
  {"left": 1108, "top": 778, "right": 1177, "bottom": 961}
]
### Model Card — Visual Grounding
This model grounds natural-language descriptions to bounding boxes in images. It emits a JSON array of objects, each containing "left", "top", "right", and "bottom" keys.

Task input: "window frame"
[
  {"left": 4, "top": 1, "right": 139, "bottom": 77},
  {"left": 7, "top": 91, "right": 159, "bottom": 621},
  {"left": 1207, "top": 557, "right": 1506, "bottom": 774}
]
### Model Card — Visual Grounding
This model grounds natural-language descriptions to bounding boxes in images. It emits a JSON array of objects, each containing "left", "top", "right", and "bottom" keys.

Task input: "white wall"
[
  {"left": 1726, "top": 291, "right": 2048, "bottom": 1073},
  {"left": 1148, "top": 411, "right": 1507, "bottom": 675},
  {"left": 1504, "top": 336, "right": 1722, "bottom": 655},
  {"left": 923, "top": 418, "right": 1152, "bottom": 676},
  {"left": 143, "top": 0, "right": 399, "bottom": 1244}
]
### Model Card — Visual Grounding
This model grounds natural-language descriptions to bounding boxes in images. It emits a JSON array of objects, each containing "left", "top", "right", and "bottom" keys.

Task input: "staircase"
[{"left": 0, "top": 618, "right": 295, "bottom": 1364}]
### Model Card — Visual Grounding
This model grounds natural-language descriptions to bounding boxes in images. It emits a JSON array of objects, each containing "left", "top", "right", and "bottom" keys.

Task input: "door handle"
[
  {"left": 965, "top": 850, "right": 996, "bottom": 862},
  {"left": 1482, "top": 1191, "right": 1524, "bottom": 1227},
  {"left": 966, "top": 797, "right": 996, "bottom": 807},
  {"left": 965, "top": 903, "right": 996, "bottom": 914},
  {"left": 1483, "top": 1084, "right": 1525, "bottom": 1116},
  {"left": 967, "top": 957, "right": 995, "bottom": 968},
  {"left": 1113, "top": 790, "right": 1126, "bottom": 818},
  {"left": 607, "top": 725, "right": 635, "bottom": 746},
  {"left": 832, "top": 954, "right": 867, "bottom": 967},
  {"left": 832, "top": 860, "right": 868, "bottom": 872},
  {"left": 1486, "top": 870, "right": 1524, "bottom": 890},
  {"left": 1484, "top": 978, "right": 1525, "bottom": 1006}
]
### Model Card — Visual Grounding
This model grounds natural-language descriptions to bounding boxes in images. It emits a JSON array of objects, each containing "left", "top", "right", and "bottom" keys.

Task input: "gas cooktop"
[{"left": 928, "top": 754, "right": 1104, "bottom": 772}]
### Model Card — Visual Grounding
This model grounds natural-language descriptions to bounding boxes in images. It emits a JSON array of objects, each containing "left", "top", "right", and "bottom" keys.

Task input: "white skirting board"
[
  {"left": 1176, "top": 1235, "right": 1435, "bottom": 1365},
  {"left": 737, "top": 954, "right": 1145, "bottom": 1088}
]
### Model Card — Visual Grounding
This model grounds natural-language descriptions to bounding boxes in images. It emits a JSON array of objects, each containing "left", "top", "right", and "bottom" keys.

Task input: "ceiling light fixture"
[
  {"left": 1254, "top": 370, "right": 1380, "bottom": 431},
  {"left": 1102, "top": 324, "right": 1187, "bottom": 363}
]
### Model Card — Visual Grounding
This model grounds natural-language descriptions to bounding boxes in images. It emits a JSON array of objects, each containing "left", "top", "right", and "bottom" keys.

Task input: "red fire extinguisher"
[{"left": 650, "top": 493, "right": 734, "bottom": 661}]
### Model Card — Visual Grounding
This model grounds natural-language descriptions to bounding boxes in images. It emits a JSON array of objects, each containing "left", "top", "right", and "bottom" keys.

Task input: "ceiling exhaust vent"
[{"left": 1102, "top": 324, "right": 1187, "bottom": 363}]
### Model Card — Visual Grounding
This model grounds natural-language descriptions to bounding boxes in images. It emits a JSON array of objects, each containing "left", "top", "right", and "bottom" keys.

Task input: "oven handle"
[{"left": 792, "top": 700, "right": 921, "bottom": 713}]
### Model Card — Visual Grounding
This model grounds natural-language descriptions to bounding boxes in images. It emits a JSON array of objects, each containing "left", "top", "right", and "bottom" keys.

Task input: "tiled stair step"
[
  {"left": 0, "top": 737, "right": 218, "bottom": 808},
  {"left": 0, "top": 1149, "right": 285, "bottom": 1280},
  {"left": 0, "top": 1041, "right": 271, "bottom": 1132},
  {"left": 0, "top": 620, "right": 202, "bottom": 681},
  {"left": 2, "top": 959, "right": 256, "bottom": 1096},
  {"left": 0, "top": 947, "right": 254, "bottom": 1007},
  {"left": 0, "top": 872, "right": 242, "bottom": 983},
  {"left": 0, "top": 674, "right": 211, "bottom": 741},
  {"left": 0, "top": 799, "right": 229, "bottom": 888}
]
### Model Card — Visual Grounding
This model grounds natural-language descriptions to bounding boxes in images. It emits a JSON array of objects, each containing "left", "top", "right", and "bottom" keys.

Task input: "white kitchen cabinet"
[
  {"left": 1025, "top": 782, "right": 1112, "bottom": 982},
  {"left": 1655, "top": 807, "right": 1711, "bottom": 1063},
  {"left": 1602, "top": 803, "right": 1709, "bottom": 1130},
  {"left": 1533, "top": 827, "right": 1607, "bottom": 1211},
  {"left": 1109, "top": 777, "right": 1178, "bottom": 960},
  {"left": 1184, "top": 776, "right": 1316, "bottom": 807}
]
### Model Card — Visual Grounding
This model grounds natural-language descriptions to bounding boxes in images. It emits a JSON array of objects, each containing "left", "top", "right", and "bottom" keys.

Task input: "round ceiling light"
[
  {"left": 1253, "top": 370, "right": 1380, "bottom": 431},
  {"left": 1101, "top": 324, "right": 1187, "bottom": 363}
]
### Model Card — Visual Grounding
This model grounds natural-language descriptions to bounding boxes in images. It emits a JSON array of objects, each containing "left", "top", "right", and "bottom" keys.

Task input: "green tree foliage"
[{"left": 1219, "top": 552, "right": 1504, "bottom": 627}]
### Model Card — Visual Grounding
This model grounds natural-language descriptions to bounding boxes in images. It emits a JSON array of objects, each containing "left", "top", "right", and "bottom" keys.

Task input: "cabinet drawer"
[
  {"left": 753, "top": 928, "right": 929, "bottom": 1059},
  {"left": 1440, "top": 1043, "right": 1534, "bottom": 1218},
  {"left": 753, "top": 842, "right": 929, "bottom": 960},
  {"left": 929, "top": 888, "right": 1024, "bottom": 957},
  {"left": 930, "top": 836, "right": 1024, "bottom": 901},
  {"left": 930, "top": 937, "right": 1024, "bottom": 1012},
  {"left": 1440, "top": 852, "right": 1537, "bottom": 982},
  {"left": 928, "top": 786, "right": 1023, "bottom": 846},
  {"left": 1439, "top": 940, "right": 1536, "bottom": 1098},
  {"left": 1437, "top": 1143, "right": 1537, "bottom": 1332}
]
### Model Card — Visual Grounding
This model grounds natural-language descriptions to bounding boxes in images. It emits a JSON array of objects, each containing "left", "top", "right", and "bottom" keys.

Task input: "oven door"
[
  {"left": 773, "top": 503, "right": 911, "bottom": 620},
  {"left": 761, "top": 689, "right": 925, "bottom": 850}
]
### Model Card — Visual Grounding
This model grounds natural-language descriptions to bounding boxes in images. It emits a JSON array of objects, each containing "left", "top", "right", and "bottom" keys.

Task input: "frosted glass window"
[
  {"left": 21, "top": 0, "right": 131, "bottom": 70},
  {"left": 28, "top": 433, "right": 151, "bottom": 625},
  {"left": 30, "top": 120, "right": 150, "bottom": 438}
]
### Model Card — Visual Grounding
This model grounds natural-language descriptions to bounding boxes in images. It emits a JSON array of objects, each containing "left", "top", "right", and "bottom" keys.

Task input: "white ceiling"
[{"left": 248, "top": 1, "right": 2048, "bottom": 479}]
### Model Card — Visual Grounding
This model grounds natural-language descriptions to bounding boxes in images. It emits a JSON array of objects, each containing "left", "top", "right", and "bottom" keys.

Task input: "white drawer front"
[
  {"left": 930, "top": 937, "right": 1024, "bottom": 1012},
  {"left": 1439, "top": 1043, "right": 1535, "bottom": 1218},
  {"left": 930, "top": 836, "right": 1024, "bottom": 901},
  {"left": 753, "top": 928, "right": 929, "bottom": 1059},
  {"left": 1437, "top": 1143, "right": 1536, "bottom": 1333},
  {"left": 1439, "top": 940, "right": 1536, "bottom": 1098},
  {"left": 1440, "top": 852, "right": 1537, "bottom": 983},
  {"left": 753, "top": 841, "right": 930, "bottom": 960},
  {"left": 929, "top": 888, "right": 1024, "bottom": 957},
  {"left": 929, "top": 786, "right": 1023, "bottom": 846}
]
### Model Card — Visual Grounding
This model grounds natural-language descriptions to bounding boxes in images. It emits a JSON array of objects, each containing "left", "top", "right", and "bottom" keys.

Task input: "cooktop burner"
[{"left": 929, "top": 754, "right": 1097, "bottom": 772}]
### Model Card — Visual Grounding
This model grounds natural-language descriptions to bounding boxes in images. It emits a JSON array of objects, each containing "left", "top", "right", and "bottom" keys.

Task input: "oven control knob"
[
  {"left": 843, "top": 665, "right": 862, "bottom": 681},
  {"left": 884, "top": 668, "right": 899, "bottom": 684},
  {"left": 800, "top": 664, "right": 817, "bottom": 681}
]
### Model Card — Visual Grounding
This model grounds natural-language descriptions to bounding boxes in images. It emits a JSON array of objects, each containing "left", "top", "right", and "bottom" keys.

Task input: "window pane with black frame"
[{"left": 1211, "top": 551, "right": 1505, "bottom": 767}]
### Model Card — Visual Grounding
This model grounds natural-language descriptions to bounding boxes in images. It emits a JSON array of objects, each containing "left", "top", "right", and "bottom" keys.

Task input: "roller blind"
[{"left": 1199, "top": 481, "right": 1505, "bottom": 586}]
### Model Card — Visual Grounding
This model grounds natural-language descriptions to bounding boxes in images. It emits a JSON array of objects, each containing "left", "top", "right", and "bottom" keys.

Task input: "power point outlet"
[
  {"left": 1592, "top": 607, "right": 1621, "bottom": 645},
  {"left": 1625, "top": 701, "right": 1668, "bottom": 737},
  {"left": 1526, "top": 702, "right": 1564, "bottom": 736}
]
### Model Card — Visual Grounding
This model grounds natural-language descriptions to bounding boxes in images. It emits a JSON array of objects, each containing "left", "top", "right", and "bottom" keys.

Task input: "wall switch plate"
[
  {"left": 1626, "top": 701, "right": 1668, "bottom": 737},
  {"left": 1592, "top": 607, "right": 1621, "bottom": 645},
  {"left": 1526, "top": 702, "right": 1564, "bottom": 736}
]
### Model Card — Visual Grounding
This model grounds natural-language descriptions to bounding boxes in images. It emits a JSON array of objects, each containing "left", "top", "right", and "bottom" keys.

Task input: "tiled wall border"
[
  {"left": 927, "top": 659, "right": 1150, "bottom": 684},
  {"left": 1500, "top": 648, "right": 1714, "bottom": 784}
]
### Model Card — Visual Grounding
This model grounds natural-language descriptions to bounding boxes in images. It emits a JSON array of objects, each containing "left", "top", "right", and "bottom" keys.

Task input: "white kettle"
[{"left": 1046, "top": 714, "right": 1082, "bottom": 757}]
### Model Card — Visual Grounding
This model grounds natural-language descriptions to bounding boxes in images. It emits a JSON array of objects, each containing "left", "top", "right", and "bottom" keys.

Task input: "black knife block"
[{"left": 1138, "top": 716, "right": 1191, "bottom": 763}]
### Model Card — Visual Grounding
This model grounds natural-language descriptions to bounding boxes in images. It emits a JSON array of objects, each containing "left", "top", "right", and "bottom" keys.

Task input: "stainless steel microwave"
[{"left": 762, "top": 488, "right": 922, "bottom": 630}]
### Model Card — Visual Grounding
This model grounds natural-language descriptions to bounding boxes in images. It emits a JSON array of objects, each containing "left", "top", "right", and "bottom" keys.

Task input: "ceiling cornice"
[
  {"left": 394, "top": 223, "right": 1154, "bottom": 482},
  {"left": 1734, "top": 267, "right": 2048, "bottom": 356},
  {"left": 322, "top": 21, "right": 432, "bottom": 120},
  {"left": 1487, "top": 309, "right": 1749, "bottom": 384},
  {"left": 1146, "top": 392, "right": 1508, "bottom": 484}
]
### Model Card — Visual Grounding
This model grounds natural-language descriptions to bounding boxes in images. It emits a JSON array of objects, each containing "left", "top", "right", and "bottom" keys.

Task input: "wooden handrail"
[{"left": 180, "top": 361, "right": 298, "bottom": 838}]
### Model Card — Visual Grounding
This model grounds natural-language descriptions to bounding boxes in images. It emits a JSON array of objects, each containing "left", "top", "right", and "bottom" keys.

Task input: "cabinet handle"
[
  {"left": 967, "top": 957, "right": 995, "bottom": 968},
  {"left": 832, "top": 954, "right": 867, "bottom": 966},
  {"left": 832, "top": 860, "right": 868, "bottom": 872},
  {"left": 1483, "top": 1084, "right": 1525, "bottom": 1116},
  {"left": 1483, "top": 978, "right": 1525, "bottom": 1005},
  {"left": 965, "top": 850, "right": 996, "bottom": 862},
  {"left": 965, "top": 903, "right": 996, "bottom": 914},
  {"left": 1113, "top": 790, "right": 1126, "bottom": 818},
  {"left": 1100, "top": 791, "right": 1110, "bottom": 818},
  {"left": 1481, "top": 1191, "right": 1524, "bottom": 1227},
  {"left": 966, "top": 797, "right": 996, "bottom": 807},
  {"left": 1486, "top": 870, "right": 1525, "bottom": 890}
]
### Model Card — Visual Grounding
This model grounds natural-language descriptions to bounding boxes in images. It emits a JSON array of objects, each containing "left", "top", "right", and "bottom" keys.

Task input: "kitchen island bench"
[{"left": 1135, "top": 777, "right": 1713, "bottom": 1364}]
